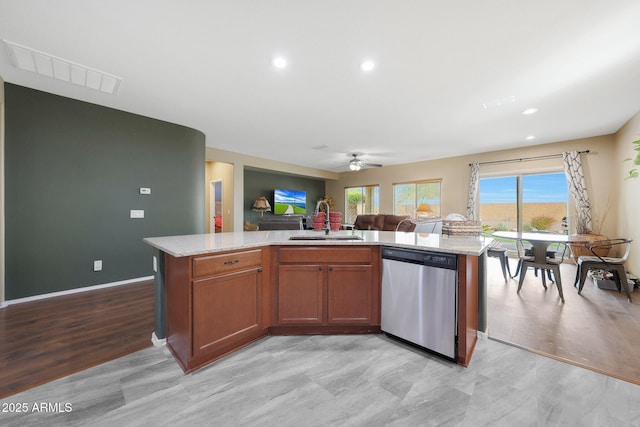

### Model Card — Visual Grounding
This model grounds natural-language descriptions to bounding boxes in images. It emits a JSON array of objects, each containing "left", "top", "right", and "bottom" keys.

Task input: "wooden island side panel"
[{"left": 457, "top": 254, "right": 479, "bottom": 367}]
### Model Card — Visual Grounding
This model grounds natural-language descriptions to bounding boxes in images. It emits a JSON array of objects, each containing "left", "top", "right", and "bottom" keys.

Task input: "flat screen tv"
[{"left": 274, "top": 189, "right": 307, "bottom": 215}]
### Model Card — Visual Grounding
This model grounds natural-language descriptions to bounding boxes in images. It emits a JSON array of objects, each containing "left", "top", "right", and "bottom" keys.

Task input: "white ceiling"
[{"left": 2, "top": 1, "right": 640, "bottom": 172}]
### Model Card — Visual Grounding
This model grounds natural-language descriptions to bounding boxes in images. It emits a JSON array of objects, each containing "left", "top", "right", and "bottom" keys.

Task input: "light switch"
[
  {"left": 140, "top": 187, "right": 151, "bottom": 195},
  {"left": 153, "top": 255, "right": 158, "bottom": 273},
  {"left": 130, "top": 210, "right": 145, "bottom": 218},
  {"left": 94, "top": 260, "right": 103, "bottom": 271}
]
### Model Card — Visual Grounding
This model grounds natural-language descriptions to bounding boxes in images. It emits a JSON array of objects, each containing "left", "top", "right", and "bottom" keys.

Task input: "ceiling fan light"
[
  {"left": 360, "top": 60, "right": 375, "bottom": 72},
  {"left": 272, "top": 56, "right": 287, "bottom": 69},
  {"left": 349, "top": 159, "right": 362, "bottom": 171}
]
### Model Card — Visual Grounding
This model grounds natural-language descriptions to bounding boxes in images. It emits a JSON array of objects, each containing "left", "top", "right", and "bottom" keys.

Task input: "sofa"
[
  {"left": 352, "top": 214, "right": 415, "bottom": 232},
  {"left": 258, "top": 215, "right": 303, "bottom": 230}
]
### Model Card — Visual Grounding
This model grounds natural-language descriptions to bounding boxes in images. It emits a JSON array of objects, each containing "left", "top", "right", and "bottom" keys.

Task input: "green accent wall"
[
  {"left": 4, "top": 84, "right": 205, "bottom": 300},
  {"left": 244, "top": 168, "right": 326, "bottom": 225}
]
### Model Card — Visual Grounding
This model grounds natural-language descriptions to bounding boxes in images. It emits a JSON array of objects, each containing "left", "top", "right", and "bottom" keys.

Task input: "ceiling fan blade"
[{"left": 362, "top": 162, "right": 383, "bottom": 168}]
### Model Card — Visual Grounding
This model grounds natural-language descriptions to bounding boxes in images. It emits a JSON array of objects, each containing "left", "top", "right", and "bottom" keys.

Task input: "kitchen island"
[{"left": 144, "top": 230, "right": 491, "bottom": 372}]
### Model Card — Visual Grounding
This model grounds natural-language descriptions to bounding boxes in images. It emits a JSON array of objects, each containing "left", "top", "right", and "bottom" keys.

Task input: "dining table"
[{"left": 491, "top": 231, "right": 574, "bottom": 265}]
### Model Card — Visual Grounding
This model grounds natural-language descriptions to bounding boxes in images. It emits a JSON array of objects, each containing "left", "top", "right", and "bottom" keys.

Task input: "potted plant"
[
  {"left": 568, "top": 202, "right": 612, "bottom": 259},
  {"left": 624, "top": 137, "right": 640, "bottom": 179}
]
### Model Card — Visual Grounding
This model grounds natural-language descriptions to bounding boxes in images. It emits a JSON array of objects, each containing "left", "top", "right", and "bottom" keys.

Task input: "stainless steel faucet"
[{"left": 314, "top": 200, "right": 330, "bottom": 234}]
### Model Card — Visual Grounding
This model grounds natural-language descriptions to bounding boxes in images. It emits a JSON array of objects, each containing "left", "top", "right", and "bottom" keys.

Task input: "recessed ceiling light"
[
  {"left": 522, "top": 108, "right": 539, "bottom": 115},
  {"left": 526, "top": 135, "right": 536, "bottom": 140},
  {"left": 272, "top": 56, "right": 287, "bottom": 69},
  {"left": 360, "top": 60, "right": 375, "bottom": 72}
]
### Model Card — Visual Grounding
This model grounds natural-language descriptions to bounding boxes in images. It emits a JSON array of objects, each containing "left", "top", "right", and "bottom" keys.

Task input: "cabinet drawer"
[
  {"left": 192, "top": 249, "right": 262, "bottom": 278},
  {"left": 279, "top": 247, "right": 372, "bottom": 264}
]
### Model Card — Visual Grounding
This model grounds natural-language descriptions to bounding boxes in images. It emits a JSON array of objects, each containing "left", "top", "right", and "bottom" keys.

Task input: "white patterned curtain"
[
  {"left": 467, "top": 162, "right": 480, "bottom": 220},
  {"left": 562, "top": 151, "right": 592, "bottom": 234}
]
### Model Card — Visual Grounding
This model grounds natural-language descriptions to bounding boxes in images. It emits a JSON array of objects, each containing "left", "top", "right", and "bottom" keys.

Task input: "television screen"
[{"left": 274, "top": 189, "right": 307, "bottom": 215}]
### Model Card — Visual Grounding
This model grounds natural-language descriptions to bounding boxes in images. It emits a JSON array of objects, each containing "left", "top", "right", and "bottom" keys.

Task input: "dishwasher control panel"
[{"left": 381, "top": 246, "right": 457, "bottom": 270}]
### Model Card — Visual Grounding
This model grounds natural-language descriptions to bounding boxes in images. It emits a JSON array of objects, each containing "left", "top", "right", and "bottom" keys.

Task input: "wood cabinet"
[
  {"left": 327, "top": 264, "right": 372, "bottom": 324},
  {"left": 160, "top": 242, "right": 476, "bottom": 372},
  {"left": 165, "top": 248, "right": 268, "bottom": 373},
  {"left": 278, "top": 264, "right": 324, "bottom": 324},
  {"left": 275, "top": 246, "right": 380, "bottom": 333}
]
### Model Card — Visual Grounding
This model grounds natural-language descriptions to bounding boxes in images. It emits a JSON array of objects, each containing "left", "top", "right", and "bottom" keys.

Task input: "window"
[
  {"left": 479, "top": 172, "right": 568, "bottom": 233},
  {"left": 393, "top": 180, "right": 441, "bottom": 218},
  {"left": 344, "top": 185, "right": 379, "bottom": 224}
]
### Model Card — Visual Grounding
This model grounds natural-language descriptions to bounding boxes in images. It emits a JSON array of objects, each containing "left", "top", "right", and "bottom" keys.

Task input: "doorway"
[
  {"left": 479, "top": 171, "right": 569, "bottom": 257},
  {"left": 205, "top": 161, "right": 233, "bottom": 233},
  {"left": 210, "top": 180, "right": 223, "bottom": 233}
]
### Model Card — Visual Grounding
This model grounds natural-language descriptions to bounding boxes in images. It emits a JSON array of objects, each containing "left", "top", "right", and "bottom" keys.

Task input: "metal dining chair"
[
  {"left": 512, "top": 245, "right": 556, "bottom": 283},
  {"left": 487, "top": 240, "right": 513, "bottom": 282},
  {"left": 517, "top": 239, "right": 568, "bottom": 303},
  {"left": 573, "top": 238, "right": 633, "bottom": 302}
]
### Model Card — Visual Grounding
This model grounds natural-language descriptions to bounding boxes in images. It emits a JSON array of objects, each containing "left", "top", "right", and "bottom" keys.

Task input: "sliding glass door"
[
  {"left": 480, "top": 172, "right": 569, "bottom": 239},
  {"left": 521, "top": 173, "right": 569, "bottom": 234},
  {"left": 478, "top": 176, "right": 517, "bottom": 232},
  {"left": 480, "top": 172, "right": 569, "bottom": 256},
  {"left": 480, "top": 172, "right": 568, "bottom": 233}
]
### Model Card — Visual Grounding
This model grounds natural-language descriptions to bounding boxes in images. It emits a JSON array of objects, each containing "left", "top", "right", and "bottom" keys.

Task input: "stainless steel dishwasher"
[{"left": 381, "top": 246, "right": 458, "bottom": 359}]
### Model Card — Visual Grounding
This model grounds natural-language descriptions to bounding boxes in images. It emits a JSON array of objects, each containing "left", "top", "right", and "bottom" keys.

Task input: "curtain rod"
[{"left": 469, "top": 149, "right": 590, "bottom": 167}]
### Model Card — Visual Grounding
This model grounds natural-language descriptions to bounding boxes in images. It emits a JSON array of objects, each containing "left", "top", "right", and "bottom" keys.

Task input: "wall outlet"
[
  {"left": 130, "top": 209, "right": 145, "bottom": 218},
  {"left": 153, "top": 255, "right": 158, "bottom": 273},
  {"left": 93, "top": 260, "right": 103, "bottom": 271},
  {"left": 140, "top": 187, "right": 151, "bottom": 195}
]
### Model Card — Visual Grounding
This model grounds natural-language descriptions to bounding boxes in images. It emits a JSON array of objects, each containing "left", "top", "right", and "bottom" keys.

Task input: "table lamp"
[
  {"left": 252, "top": 196, "right": 271, "bottom": 218},
  {"left": 416, "top": 203, "right": 432, "bottom": 217}
]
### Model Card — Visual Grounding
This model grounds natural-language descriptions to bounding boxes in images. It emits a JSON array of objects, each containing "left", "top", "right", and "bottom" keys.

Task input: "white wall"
[{"left": 614, "top": 110, "right": 640, "bottom": 274}]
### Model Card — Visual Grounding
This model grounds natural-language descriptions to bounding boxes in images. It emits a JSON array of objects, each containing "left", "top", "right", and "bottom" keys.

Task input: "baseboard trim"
[
  {"left": 1, "top": 276, "right": 154, "bottom": 307},
  {"left": 151, "top": 332, "right": 166, "bottom": 347}
]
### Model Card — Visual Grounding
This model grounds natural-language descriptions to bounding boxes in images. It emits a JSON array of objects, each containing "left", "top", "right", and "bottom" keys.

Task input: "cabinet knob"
[
  {"left": 257, "top": 267, "right": 263, "bottom": 273},
  {"left": 318, "top": 267, "right": 323, "bottom": 271},
  {"left": 329, "top": 267, "right": 333, "bottom": 271}
]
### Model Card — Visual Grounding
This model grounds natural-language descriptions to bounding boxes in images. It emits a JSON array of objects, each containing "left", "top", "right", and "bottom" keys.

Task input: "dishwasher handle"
[{"left": 381, "top": 246, "right": 457, "bottom": 270}]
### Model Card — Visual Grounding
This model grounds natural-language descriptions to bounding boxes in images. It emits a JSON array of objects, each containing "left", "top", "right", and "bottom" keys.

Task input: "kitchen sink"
[{"left": 288, "top": 235, "right": 363, "bottom": 241}]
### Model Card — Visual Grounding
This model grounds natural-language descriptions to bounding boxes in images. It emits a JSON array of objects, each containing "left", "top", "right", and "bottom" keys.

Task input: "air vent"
[
  {"left": 3, "top": 40, "right": 122, "bottom": 95},
  {"left": 481, "top": 95, "right": 516, "bottom": 109}
]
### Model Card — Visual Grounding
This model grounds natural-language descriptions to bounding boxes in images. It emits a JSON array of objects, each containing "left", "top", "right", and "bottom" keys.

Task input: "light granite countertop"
[{"left": 144, "top": 229, "right": 493, "bottom": 258}]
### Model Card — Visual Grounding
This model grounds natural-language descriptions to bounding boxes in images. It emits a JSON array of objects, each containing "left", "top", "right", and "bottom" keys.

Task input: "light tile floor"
[{"left": 2, "top": 334, "right": 639, "bottom": 426}]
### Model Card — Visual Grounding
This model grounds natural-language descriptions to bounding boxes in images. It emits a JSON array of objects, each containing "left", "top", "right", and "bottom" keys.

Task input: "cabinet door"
[
  {"left": 327, "top": 265, "right": 372, "bottom": 324},
  {"left": 192, "top": 269, "right": 261, "bottom": 358},
  {"left": 278, "top": 264, "right": 324, "bottom": 324}
]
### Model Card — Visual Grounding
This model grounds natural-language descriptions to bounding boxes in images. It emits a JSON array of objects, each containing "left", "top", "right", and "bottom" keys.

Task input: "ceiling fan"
[{"left": 349, "top": 154, "right": 382, "bottom": 171}]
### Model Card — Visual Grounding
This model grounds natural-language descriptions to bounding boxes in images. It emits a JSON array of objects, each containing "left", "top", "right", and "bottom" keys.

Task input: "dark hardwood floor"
[
  {"left": 1, "top": 261, "right": 639, "bottom": 400},
  {"left": 0, "top": 280, "right": 154, "bottom": 399},
  {"left": 487, "top": 258, "right": 640, "bottom": 385}
]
